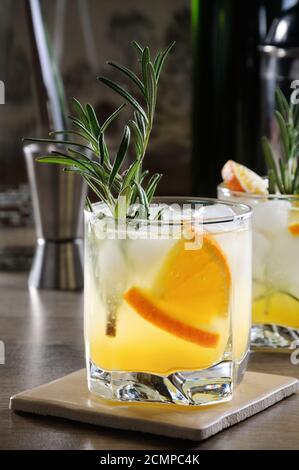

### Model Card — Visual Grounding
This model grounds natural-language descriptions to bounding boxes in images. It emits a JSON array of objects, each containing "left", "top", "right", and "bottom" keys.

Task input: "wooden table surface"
[{"left": 1, "top": 272, "right": 299, "bottom": 450}]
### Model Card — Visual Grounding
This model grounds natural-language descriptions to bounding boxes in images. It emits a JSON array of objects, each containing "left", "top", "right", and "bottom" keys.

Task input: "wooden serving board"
[{"left": 10, "top": 369, "right": 298, "bottom": 441}]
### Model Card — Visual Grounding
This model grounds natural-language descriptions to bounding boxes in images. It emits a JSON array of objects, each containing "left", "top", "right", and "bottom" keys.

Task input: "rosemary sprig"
[
  {"left": 24, "top": 41, "right": 175, "bottom": 218},
  {"left": 262, "top": 87, "right": 299, "bottom": 194}
]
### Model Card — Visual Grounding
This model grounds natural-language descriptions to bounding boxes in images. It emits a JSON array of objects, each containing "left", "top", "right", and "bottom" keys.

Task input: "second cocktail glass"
[{"left": 218, "top": 184, "right": 299, "bottom": 351}]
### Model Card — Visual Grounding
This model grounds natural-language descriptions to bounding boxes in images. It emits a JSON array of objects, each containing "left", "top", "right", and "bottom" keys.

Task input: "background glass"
[{"left": 218, "top": 183, "right": 299, "bottom": 351}]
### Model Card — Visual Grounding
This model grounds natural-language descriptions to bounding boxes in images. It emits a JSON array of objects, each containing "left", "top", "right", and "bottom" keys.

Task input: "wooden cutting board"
[{"left": 10, "top": 369, "right": 298, "bottom": 441}]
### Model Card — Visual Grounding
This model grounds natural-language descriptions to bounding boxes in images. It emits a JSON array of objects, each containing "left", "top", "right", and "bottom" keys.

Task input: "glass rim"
[
  {"left": 218, "top": 182, "right": 299, "bottom": 201},
  {"left": 85, "top": 196, "right": 252, "bottom": 226}
]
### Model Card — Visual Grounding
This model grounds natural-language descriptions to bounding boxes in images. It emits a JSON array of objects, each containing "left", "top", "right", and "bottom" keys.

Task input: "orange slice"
[
  {"left": 222, "top": 160, "right": 268, "bottom": 195},
  {"left": 124, "top": 234, "right": 231, "bottom": 348},
  {"left": 289, "top": 224, "right": 299, "bottom": 236},
  {"left": 124, "top": 287, "right": 220, "bottom": 348}
]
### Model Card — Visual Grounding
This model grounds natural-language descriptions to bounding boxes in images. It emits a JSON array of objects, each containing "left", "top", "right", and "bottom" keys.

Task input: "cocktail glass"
[
  {"left": 84, "top": 197, "right": 252, "bottom": 405},
  {"left": 218, "top": 184, "right": 299, "bottom": 351}
]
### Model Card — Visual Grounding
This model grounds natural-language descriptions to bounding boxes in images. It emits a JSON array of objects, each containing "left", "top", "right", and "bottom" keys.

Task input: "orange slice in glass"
[
  {"left": 222, "top": 160, "right": 268, "bottom": 195},
  {"left": 124, "top": 234, "right": 231, "bottom": 348},
  {"left": 288, "top": 201, "right": 299, "bottom": 236}
]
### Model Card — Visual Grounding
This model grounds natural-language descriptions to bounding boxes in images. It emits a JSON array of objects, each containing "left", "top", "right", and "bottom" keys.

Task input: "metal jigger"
[{"left": 24, "top": 143, "right": 87, "bottom": 290}]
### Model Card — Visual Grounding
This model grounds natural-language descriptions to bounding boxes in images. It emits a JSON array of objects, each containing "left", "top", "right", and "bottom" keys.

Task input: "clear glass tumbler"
[
  {"left": 84, "top": 197, "right": 252, "bottom": 405},
  {"left": 218, "top": 184, "right": 299, "bottom": 351}
]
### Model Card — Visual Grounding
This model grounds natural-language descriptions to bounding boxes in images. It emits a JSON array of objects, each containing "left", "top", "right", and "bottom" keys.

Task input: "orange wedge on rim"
[
  {"left": 124, "top": 234, "right": 231, "bottom": 348},
  {"left": 222, "top": 160, "right": 268, "bottom": 195}
]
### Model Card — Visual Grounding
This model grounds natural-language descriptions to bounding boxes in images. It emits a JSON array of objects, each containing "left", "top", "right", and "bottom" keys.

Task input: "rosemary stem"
[{"left": 105, "top": 309, "right": 117, "bottom": 337}]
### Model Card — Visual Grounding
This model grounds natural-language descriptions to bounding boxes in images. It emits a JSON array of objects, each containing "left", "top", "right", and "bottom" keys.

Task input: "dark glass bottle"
[{"left": 192, "top": 0, "right": 285, "bottom": 196}]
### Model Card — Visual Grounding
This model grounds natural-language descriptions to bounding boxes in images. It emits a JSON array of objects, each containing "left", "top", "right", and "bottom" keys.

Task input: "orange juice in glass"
[{"left": 84, "top": 198, "right": 252, "bottom": 406}]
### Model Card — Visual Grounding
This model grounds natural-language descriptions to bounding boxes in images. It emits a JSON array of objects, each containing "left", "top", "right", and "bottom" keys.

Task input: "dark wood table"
[{"left": 1, "top": 272, "right": 299, "bottom": 450}]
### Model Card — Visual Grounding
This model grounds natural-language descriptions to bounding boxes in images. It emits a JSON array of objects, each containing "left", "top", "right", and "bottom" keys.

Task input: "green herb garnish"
[
  {"left": 24, "top": 41, "right": 175, "bottom": 218},
  {"left": 262, "top": 87, "right": 299, "bottom": 194}
]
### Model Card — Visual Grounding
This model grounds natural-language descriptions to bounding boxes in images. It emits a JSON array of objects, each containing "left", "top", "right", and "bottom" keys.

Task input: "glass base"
[
  {"left": 251, "top": 324, "right": 299, "bottom": 352},
  {"left": 235, "top": 349, "right": 250, "bottom": 384},
  {"left": 88, "top": 360, "right": 233, "bottom": 406}
]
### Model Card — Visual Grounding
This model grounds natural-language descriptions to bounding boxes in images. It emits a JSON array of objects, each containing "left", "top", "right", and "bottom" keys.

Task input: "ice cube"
[
  {"left": 253, "top": 280, "right": 267, "bottom": 299},
  {"left": 125, "top": 236, "right": 176, "bottom": 279},
  {"left": 252, "top": 200, "right": 291, "bottom": 238},
  {"left": 153, "top": 203, "right": 205, "bottom": 223},
  {"left": 97, "top": 239, "right": 127, "bottom": 286},
  {"left": 202, "top": 204, "right": 237, "bottom": 233},
  {"left": 202, "top": 204, "right": 236, "bottom": 220},
  {"left": 265, "top": 232, "right": 299, "bottom": 299},
  {"left": 96, "top": 239, "right": 129, "bottom": 330},
  {"left": 252, "top": 231, "right": 270, "bottom": 282}
]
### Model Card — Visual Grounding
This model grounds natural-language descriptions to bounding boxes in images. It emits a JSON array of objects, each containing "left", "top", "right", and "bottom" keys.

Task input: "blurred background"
[{"left": 0, "top": 0, "right": 298, "bottom": 272}]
